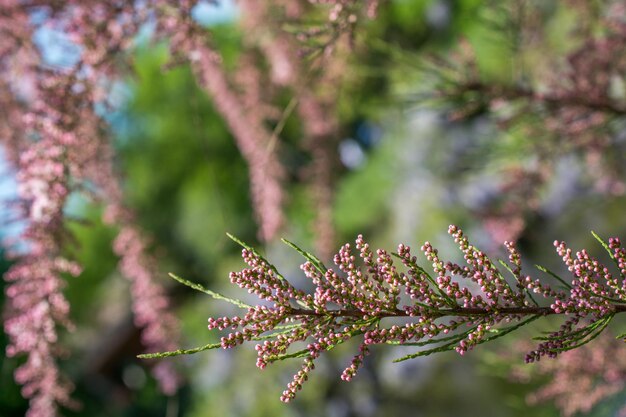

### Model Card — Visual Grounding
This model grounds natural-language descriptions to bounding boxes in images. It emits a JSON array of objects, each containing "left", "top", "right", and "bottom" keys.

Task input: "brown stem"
[
  {"left": 461, "top": 81, "right": 626, "bottom": 116},
  {"left": 287, "top": 304, "right": 626, "bottom": 319}
]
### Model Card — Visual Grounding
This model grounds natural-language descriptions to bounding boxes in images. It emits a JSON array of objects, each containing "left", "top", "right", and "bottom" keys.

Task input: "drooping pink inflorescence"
[
  {"left": 3, "top": 77, "right": 85, "bottom": 417},
  {"left": 0, "top": 0, "right": 381, "bottom": 412},
  {"left": 512, "top": 332, "right": 626, "bottom": 417},
  {"left": 112, "top": 226, "right": 181, "bottom": 395},
  {"left": 0, "top": 2, "right": 182, "bottom": 414}
]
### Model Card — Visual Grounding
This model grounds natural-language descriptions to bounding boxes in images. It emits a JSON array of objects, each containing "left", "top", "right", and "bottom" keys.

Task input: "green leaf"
[
  {"left": 392, "top": 339, "right": 461, "bottom": 362},
  {"left": 393, "top": 315, "right": 541, "bottom": 363},
  {"left": 535, "top": 264, "right": 572, "bottom": 290},
  {"left": 267, "top": 348, "right": 311, "bottom": 362},
  {"left": 497, "top": 259, "right": 517, "bottom": 277},
  {"left": 548, "top": 315, "right": 614, "bottom": 353},
  {"left": 386, "top": 330, "right": 468, "bottom": 347},
  {"left": 476, "top": 315, "right": 541, "bottom": 345},
  {"left": 138, "top": 342, "right": 222, "bottom": 359},
  {"left": 168, "top": 273, "right": 251, "bottom": 309},
  {"left": 592, "top": 231, "right": 614, "bottom": 259},
  {"left": 281, "top": 238, "right": 328, "bottom": 274},
  {"left": 592, "top": 230, "right": 624, "bottom": 277},
  {"left": 532, "top": 316, "right": 604, "bottom": 341}
]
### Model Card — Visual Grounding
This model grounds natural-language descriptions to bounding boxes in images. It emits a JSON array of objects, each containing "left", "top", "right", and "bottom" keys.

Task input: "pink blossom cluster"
[
  {"left": 1, "top": 0, "right": 381, "bottom": 413},
  {"left": 17, "top": 142, "right": 67, "bottom": 224},
  {"left": 308, "top": 0, "right": 379, "bottom": 21},
  {"left": 205, "top": 226, "right": 626, "bottom": 402},
  {"left": 157, "top": 0, "right": 362, "bottom": 248},
  {"left": 163, "top": 0, "right": 368, "bottom": 252},
  {"left": 225, "top": 0, "right": 379, "bottom": 255},
  {"left": 511, "top": 332, "right": 626, "bottom": 416},
  {"left": 113, "top": 226, "right": 181, "bottom": 395},
  {"left": 529, "top": 333, "right": 626, "bottom": 416},
  {"left": 181, "top": 34, "right": 286, "bottom": 241},
  {"left": 0, "top": 3, "right": 180, "bottom": 416},
  {"left": 524, "top": 236, "right": 626, "bottom": 363},
  {"left": 4, "top": 255, "right": 81, "bottom": 417},
  {"left": 3, "top": 83, "right": 81, "bottom": 417},
  {"left": 431, "top": 3, "right": 626, "bottom": 245}
]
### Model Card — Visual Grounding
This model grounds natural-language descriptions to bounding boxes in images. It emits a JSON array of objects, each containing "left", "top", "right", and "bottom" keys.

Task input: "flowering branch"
[{"left": 143, "top": 225, "right": 626, "bottom": 402}]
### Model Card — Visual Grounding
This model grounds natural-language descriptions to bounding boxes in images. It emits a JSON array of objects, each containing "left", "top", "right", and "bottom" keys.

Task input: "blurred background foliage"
[{"left": 3, "top": 0, "right": 626, "bottom": 416}]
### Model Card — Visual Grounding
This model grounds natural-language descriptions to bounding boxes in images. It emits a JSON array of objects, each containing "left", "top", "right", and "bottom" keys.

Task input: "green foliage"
[
  {"left": 64, "top": 205, "right": 119, "bottom": 324},
  {"left": 119, "top": 44, "right": 256, "bottom": 271}
]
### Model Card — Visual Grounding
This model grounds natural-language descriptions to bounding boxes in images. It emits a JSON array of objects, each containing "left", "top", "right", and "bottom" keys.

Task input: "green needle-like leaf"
[
  {"left": 138, "top": 342, "right": 222, "bottom": 359},
  {"left": 392, "top": 339, "right": 460, "bottom": 362},
  {"left": 535, "top": 264, "right": 572, "bottom": 290},
  {"left": 168, "top": 273, "right": 251, "bottom": 309},
  {"left": 281, "top": 238, "right": 328, "bottom": 274},
  {"left": 592, "top": 231, "right": 624, "bottom": 277},
  {"left": 549, "top": 315, "right": 614, "bottom": 353}
]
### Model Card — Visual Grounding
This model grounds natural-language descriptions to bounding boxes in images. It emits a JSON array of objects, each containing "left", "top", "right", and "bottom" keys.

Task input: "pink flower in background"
[
  {"left": 113, "top": 225, "right": 181, "bottom": 395},
  {"left": 4, "top": 117, "right": 79, "bottom": 417}
]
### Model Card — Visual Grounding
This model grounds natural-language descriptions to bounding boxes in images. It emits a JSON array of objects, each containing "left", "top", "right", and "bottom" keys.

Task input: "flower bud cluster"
[
  {"left": 526, "top": 315, "right": 582, "bottom": 363},
  {"left": 607, "top": 237, "right": 626, "bottom": 294},
  {"left": 230, "top": 249, "right": 311, "bottom": 307},
  {"left": 523, "top": 237, "right": 626, "bottom": 363},
  {"left": 207, "top": 226, "right": 626, "bottom": 401},
  {"left": 280, "top": 358, "right": 315, "bottom": 402},
  {"left": 551, "top": 242, "right": 612, "bottom": 314},
  {"left": 447, "top": 225, "right": 526, "bottom": 308},
  {"left": 520, "top": 332, "right": 626, "bottom": 417},
  {"left": 309, "top": 0, "right": 380, "bottom": 23},
  {"left": 341, "top": 344, "right": 369, "bottom": 381},
  {"left": 3, "top": 85, "right": 85, "bottom": 417}
]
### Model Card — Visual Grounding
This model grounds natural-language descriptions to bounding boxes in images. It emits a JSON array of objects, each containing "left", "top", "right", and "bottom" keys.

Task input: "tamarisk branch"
[{"left": 143, "top": 225, "right": 626, "bottom": 402}]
